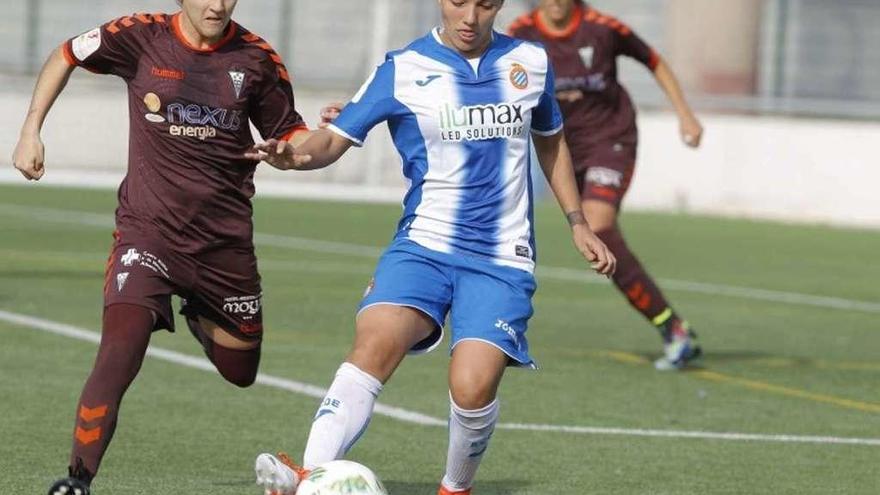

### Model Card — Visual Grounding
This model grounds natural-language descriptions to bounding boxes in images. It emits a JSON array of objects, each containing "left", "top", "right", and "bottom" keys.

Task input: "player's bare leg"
[
  {"left": 584, "top": 199, "right": 700, "bottom": 369},
  {"left": 186, "top": 316, "right": 260, "bottom": 387},
  {"left": 49, "top": 304, "right": 154, "bottom": 495},
  {"left": 439, "top": 341, "right": 508, "bottom": 495},
  {"left": 256, "top": 305, "right": 434, "bottom": 494}
]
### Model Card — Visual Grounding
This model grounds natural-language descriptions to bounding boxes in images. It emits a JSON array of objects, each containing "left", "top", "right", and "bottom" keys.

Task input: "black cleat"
[{"left": 47, "top": 477, "right": 91, "bottom": 495}]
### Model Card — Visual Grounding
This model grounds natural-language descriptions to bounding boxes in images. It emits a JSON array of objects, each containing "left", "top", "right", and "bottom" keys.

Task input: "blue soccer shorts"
[{"left": 358, "top": 238, "right": 537, "bottom": 368}]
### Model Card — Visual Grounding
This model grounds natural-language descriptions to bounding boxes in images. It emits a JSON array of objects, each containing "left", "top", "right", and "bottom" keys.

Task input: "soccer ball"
[{"left": 297, "top": 460, "right": 388, "bottom": 495}]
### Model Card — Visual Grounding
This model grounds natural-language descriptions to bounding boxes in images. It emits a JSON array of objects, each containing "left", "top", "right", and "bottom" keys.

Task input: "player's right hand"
[
  {"left": 12, "top": 134, "right": 46, "bottom": 181},
  {"left": 318, "top": 102, "right": 344, "bottom": 129},
  {"left": 572, "top": 224, "right": 617, "bottom": 276},
  {"left": 680, "top": 113, "right": 704, "bottom": 148},
  {"left": 244, "top": 139, "right": 313, "bottom": 170}
]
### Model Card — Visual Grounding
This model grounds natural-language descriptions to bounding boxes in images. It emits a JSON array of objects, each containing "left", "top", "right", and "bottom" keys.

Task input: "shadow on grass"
[
  {"left": 625, "top": 349, "right": 776, "bottom": 370},
  {"left": 385, "top": 479, "right": 530, "bottom": 495},
  {"left": 210, "top": 478, "right": 530, "bottom": 494}
]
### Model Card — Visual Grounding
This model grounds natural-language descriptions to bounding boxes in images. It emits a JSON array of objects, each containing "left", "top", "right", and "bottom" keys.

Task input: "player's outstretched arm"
[
  {"left": 12, "top": 46, "right": 76, "bottom": 181},
  {"left": 533, "top": 131, "right": 616, "bottom": 276},
  {"left": 652, "top": 57, "right": 704, "bottom": 148},
  {"left": 245, "top": 128, "right": 353, "bottom": 171}
]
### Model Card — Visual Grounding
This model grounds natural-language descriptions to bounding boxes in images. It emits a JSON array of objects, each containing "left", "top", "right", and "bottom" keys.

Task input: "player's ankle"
[{"left": 69, "top": 458, "right": 94, "bottom": 486}]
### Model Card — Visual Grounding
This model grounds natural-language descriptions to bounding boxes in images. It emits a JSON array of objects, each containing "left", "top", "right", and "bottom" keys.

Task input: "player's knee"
[
  {"left": 449, "top": 369, "right": 498, "bottom": 409},
  {"left": 348, "top": 311, "right": 430, "bottom": 381},
  {"left": 212, "top": 344, "right": 261, "bottom": 388},
  {"left": 95, "top": 304, "right": 153, "bottom": 377},
  {"left": 450, "top": 386, "right": 496, "bottom": 410},
  {"left": 219, "top": 366, "right": 258, "bottom": 388},
  {"left": 346, "top": 341, "right": 397, "bottom": 383},
  {"left": 448, "top": 341, "right": 507, "bottom": 409}
]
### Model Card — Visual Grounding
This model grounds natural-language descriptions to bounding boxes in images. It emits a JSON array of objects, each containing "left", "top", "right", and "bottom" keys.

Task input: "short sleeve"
[
  {"left": 531, "top": 62, "right": 564, "bottom": 136},
  {"left": 615, "top": 25, "right": 659, "bottom": 71},
  {"left": 327, "top": 59, "right": 399, "bottom": 147},
  {"left": 63, "top": 14, "right": 153, "bottom": 79},
  {"left": 250, "top": 54, "right": 307, "bottom": 141},
  {"left": 506, "top": 16, "right": 533, "bottom": 39}
]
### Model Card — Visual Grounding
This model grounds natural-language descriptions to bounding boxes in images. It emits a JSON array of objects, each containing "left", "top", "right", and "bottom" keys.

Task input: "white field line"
[
  {"left": 2, "top": 203, "right": 879, "bottom": 314},
  {"left": 3, "top": 309, "right": 879, "bottom": 447}
]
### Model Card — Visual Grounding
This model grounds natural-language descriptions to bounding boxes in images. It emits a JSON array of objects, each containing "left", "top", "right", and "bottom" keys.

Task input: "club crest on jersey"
[
  {"left": 116, "top": 272, "right": 129, "bottom": 292},
  {"left": 509, "top": 64, "right": 528, "bottom": 90},
  {"left": 579, "top": 46, "right": 595, "bottom": 69},
  {"left": 229, "top": 70, "right": 245, "bottom": 98}
]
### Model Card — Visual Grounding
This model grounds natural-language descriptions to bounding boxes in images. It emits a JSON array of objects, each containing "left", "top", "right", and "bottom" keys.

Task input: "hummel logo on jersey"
[
  {"left": 416, "top": 75, "right": 442, "bottom": 87},
  {"left": 121, "top": 248, "right": 140, "bottom": 267},
  {"left": 229, "top": 70, "right": 245, "bottom": 98}
]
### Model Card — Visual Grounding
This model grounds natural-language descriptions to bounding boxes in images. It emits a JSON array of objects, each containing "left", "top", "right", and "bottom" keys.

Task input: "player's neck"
[
  {"left": 538, "top": 7, "right": 577, "bottom": 33},
  {"left": 438, "top": 28, "right": 492, "bottom": 60},
  {"left": 177, "top": 13, "right": 228, "bottom": 49}
]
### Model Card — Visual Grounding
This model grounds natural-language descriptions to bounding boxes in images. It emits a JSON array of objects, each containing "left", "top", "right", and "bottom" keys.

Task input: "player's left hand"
[
  {"left": 680, "top": 113, "right": 703, "bottom": 148},
  {"left": 318, "top": 102, "right": 345, "bottom": 129},
  {"left": 244, "top": 139, "right": 312, "bottom": 170},
  {"left": 572, "top": 224, "right": 616, "bottom": 276}
]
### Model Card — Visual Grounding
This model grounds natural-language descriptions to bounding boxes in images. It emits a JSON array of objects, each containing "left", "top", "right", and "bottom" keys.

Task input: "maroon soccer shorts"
[
  {"left": 575, "top": 140, "right": 637, "bottom": 210},
  {"left": 103, "top": 229, "right": 263, "bottom": 342}
]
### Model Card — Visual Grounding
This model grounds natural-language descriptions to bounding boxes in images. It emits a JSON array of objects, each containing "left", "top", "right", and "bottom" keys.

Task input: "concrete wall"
[{"left": 2, "top": 78, "right": 877, "bottom": 228}]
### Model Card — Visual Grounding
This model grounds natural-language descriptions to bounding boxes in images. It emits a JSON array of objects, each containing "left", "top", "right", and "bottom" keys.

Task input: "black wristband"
[{"left": 566, "top": 210, "right": 587, "bottom": 227}]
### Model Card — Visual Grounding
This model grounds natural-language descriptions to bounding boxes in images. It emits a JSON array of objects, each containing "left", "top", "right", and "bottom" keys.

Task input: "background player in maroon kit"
[
  {"left": 11, "top": 1, "right": 307, "bottom": 493},
  {"left": 509, "top": 0, "right": 704, "bottom": 370}
]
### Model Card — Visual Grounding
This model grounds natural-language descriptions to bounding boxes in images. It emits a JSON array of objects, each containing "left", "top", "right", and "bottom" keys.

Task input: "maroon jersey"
[
  {"left": 509, "top": 3, "right": 658, "bottom": 171},
  {"left": 62, "top": 13, "right": 307, "bottom": 253}
]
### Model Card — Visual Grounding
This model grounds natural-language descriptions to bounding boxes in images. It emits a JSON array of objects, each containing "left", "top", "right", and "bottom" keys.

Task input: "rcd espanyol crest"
[{"left": 509, "top": 63, "right": 528, "bottom": 90}]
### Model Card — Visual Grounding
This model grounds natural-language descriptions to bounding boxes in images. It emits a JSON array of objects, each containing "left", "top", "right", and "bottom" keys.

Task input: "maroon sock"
[
  {"left": 185, "top": 315, "right": 260, "bottom": 387},
  {"left": 209, "top": 343, "right": 260, "bottom": 388},
  {"left": 596, "top": 227, "right": 678, "bottom": 331},
  {"left": 69, "top": 304, "right": 154, "bottom": 482}
]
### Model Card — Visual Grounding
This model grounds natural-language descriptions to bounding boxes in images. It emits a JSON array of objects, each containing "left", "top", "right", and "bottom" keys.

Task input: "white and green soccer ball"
[{"left": 297, "top": 460, "right": 388, "bottom": 495}]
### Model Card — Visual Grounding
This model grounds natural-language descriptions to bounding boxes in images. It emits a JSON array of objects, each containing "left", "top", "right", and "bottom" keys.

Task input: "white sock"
[
  {"left": 302, "top": 362, "right": 383, "bottom": 469},
  {"left": 441, "top": 397, "right": 500, "bottom": 492}
]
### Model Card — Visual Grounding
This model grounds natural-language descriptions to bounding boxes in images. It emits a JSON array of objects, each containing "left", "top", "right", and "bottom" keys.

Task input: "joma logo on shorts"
[{"left": 495, "top": 319, "right": 519, "bottom": 343}]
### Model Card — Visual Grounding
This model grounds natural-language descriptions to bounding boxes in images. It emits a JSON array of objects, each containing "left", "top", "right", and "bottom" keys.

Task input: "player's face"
[
  {"left": 179, "top": 0, "right": 238, "bottom": 41},
  {"left": 438, "top": 0, "right": 504, "bottom": 57},
  {"left": 540, "top": 0, "right": 577, "bottom": 24}
]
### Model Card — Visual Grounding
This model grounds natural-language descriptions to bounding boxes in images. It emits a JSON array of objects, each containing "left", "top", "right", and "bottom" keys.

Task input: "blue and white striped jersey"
[{"left": 329, "top": 28, "right": 563, "bottom": 273}]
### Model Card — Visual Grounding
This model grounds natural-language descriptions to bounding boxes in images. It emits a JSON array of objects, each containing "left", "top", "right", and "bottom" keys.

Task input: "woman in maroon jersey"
[
  {"left": 12, "top": 1, "right": 309, "bottom": 493},
  {"left": 509, "top": 0, "right": 704, "bottom": 370}
]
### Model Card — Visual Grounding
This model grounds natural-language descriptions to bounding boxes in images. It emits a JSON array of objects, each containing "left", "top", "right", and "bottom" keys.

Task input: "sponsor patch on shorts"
[
  {"left": 222, "top": 294, "right": 262, "bottom": 316},
  {"left": 586, "top": 167, "right": 624, "bottom": 188}
]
